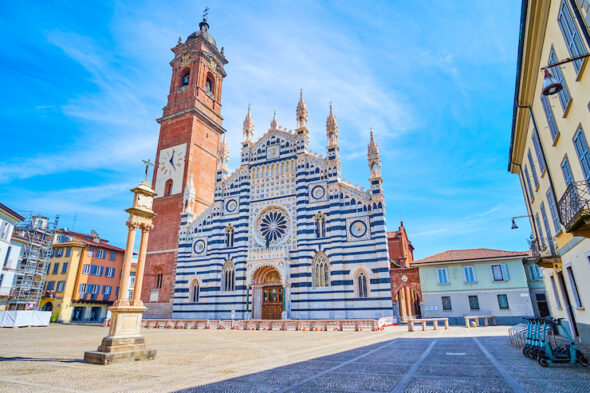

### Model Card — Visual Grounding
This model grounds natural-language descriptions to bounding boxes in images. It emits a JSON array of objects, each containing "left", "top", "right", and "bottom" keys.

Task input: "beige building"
[{"left": 509, "top": 0, "right": 590, "bottom": 343}]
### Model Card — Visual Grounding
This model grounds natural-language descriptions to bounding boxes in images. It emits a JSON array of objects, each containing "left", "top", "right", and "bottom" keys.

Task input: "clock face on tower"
[{"left": 155, "top": 143, "right": 187, "bottom": 197}]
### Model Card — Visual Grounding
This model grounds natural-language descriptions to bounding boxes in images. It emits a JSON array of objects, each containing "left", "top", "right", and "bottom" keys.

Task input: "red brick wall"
[{"left": 141, "top": 34, "right": 225, "bottom": 317}]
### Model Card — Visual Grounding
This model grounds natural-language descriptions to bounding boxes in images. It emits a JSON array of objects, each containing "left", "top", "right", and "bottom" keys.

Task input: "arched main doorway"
[
  {"left": 42, "top": 302, "right": 53, "bottom": 312},
  {"left": 252, "top": 266, "right": 283, "bottom": 320}
]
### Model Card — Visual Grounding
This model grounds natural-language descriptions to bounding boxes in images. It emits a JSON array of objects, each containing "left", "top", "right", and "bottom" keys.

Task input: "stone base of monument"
[{"left": 83, "top": 304, "right": 156, "bottom": 365}]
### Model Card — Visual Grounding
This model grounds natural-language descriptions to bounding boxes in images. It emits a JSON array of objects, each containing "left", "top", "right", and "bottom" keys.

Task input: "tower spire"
[
  {"left": 218, "top": 134, "right": 229, "bottom": 171},
  {"left": 296, "top": 90, "right": 308, "bottom": 128},
  {"left": 270, "top": 109, "right": 278, "bottom": 130},
  {"left": 326, "top": 102, "right": 338, "bottom": 146},
  {"left": 243, "top": 104, "right": 254, "bottom": 142},
  {"left": 367, "top": 129, "right": 381, "bottom": 179}
]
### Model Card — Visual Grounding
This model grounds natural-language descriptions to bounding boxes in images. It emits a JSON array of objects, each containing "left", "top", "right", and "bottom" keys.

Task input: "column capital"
[
  {"left": 126, "top": 221, "right": 139, "bottom": 230},
  {"left": 140, "top": 223, "right": 154, "bottom": 232}
]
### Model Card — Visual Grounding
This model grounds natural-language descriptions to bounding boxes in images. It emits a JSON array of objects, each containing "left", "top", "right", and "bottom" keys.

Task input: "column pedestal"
[{"left": 83, "top": 305, "right": 156, "bottom": 365}]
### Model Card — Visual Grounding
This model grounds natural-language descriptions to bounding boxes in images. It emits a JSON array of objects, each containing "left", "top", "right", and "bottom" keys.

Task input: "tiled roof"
[
  {"left": 56, "top": 229, "right": 125, "bottom": 253},
  {"left": 414, "top": 248, "right": 530, "bottom": 265}
]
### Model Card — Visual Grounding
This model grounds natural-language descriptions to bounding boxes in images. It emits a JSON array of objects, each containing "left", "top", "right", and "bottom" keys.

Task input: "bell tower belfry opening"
[{"left": 142, "top": 13, "right": 228, "bottom": 318}]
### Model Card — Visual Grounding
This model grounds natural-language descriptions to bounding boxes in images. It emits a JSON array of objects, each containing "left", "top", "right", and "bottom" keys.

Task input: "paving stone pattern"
[{"left": 0, "top": 324, "right": 588, "bottom": 392}]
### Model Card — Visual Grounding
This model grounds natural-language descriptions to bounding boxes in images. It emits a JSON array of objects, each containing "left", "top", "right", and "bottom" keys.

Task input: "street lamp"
[
  {"left": 511, "top": 215, "right": 531, "bottom": 230},
  {"left": 542, "top": 70, "right": 563, "bottom": 96},
  {"left": 541, "top": 53, "right": 590, "bottom": 96}
]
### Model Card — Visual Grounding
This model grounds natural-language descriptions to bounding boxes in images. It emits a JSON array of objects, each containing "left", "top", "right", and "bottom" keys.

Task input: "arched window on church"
[
  {"left": 206, "top": 73, "right": 215, "bottom": 97},
  {"left": 225, "top": 225, "right": 234, "bottom": 247},
  {"left": 313, "top": 252, "right": 330, "bottom": 288},
  {"left": 165, "top": 179, "right": 173, "bottom": 196},
  {"left": 356, "top": 271, "right": 368, "bottom": 298},
  {"left": 180, "top": 69, "right": 190, "bottom": 87},
  {"left": 221, "top": 260, "right": 235, "bottom": 292},
  {"left": 314, "top": 213, "right": 326, "bottom": 238},
  {"left": 190, "top": 279, "right": 200, "bottom": 302}
]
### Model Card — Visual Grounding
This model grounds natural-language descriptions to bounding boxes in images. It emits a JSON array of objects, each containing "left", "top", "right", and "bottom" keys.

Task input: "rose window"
[{"left": 257, "top": 208, "right": 289, "bottom": 244}]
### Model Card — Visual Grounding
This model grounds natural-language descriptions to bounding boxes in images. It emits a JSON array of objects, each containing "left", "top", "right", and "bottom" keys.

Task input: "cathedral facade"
[{"left": 173, "top": 94, "right": 393, "bottom": 320}]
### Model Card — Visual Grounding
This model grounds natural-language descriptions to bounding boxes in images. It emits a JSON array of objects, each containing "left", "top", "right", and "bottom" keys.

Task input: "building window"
[
  {"left": 535, "top": 213, "right": 546, "bottom": 249},
  {"left": 441, "top": 296, "right": 452, "bottom": 311},
  {"left": 574, "top": 127, "right": 590, "bottom": 179},
  {"left": 528, "top": 150, "right": 539, "bottom": 188},
  {"left": 225, "top": 225, "right": 234, "bottom": 247},
  {"left": 314, "top": 213, "right": 326, "bottom": 238},
  {"left": 497, "top": 294, "right": 509, "bottom": 309},
  {"left": 156, "top": 273, "right": 163, "bottom": 289},
  {"left": 109, "top": 251, "right": 115, "bottom": 261},
  {"left": 546, "top": 189, "right": 561, "bottom": 233},
  {"left": 540, "top": 202, "right": 553, "bottom": 244},
  {"left": 532, "top": 132, "right": 546, "bottom": 173},
  {"left": 46, "top": 281, "right": 55, "bottom": 291},
  {"left": 558, "top": 0, "right": 587, "bottom": 73},
  {"left": 541, "top": 95, "right": 560, "bottom": 140},
  {"left": 528, "top": 264, "right": 542, "bottom": 281},
  {"left": 312, "top": 252, "right": 330, "bottom": 288},
  {"left": 61, "top": 262, "right": 68, "bottom": 274},
  {"left": 469, "top": 295, "right": 480, "bottom": 310},
  {"left": 96, "top": 249, "right": 106, "bottom": 259},
  {"left": 206, "top": 73, "right": 214, "bottom": 96},
  {"left": 103, "top": 285, "right": 112, "bottom": 295},
  {"left": 550, "top": 274, "right": 562, "bottom": 309},
  {"left": 523, "top": 167, "right": 534, "bottom": 199},
  {"left": 549, "top": 48, "right": 571, "bottom": 111},
  {"left": 463, "top": 266, "right": 476, "bottom": 283},
  {"left": 165, "top": 179, "right": 173, "bottom": 196},
  {"left": 181, "top": 70, "right": 190, "bottom": 87},
  {"left": 491, "top": 264, "right": 510, "bottom": 281},
  {"left": 88, "top": 247, "right": 94, "bottom": 257},
  {"left": 106, "top": 267, "right": 115, "bottom": 277},
  {"left": 65, "top": 247, "right": 71, "bottom": 257},
  {"left": 437, "top": 268, "right": 449, "bottom": 285},
  {"left": 4, "top": 246, "right": 11, "bottom": 267},
  {"left": 566, "top": 266, "right": 582, "bottom": 308},
  {"left": 52, "top": 263, "right": 59, "bottom": 274},
  {"left": 221, "top": 260, "right": 235, "bottom": 292},
  {"left": 190, "top": 279, "right": 200, "bottom": 303},
  {"left": 561, "top": 156, "right": 574, "bottom": 186},
  {"left": 0, "top": 222, "right": 8, "bottom": 240},
  {"left": 356, "top": 271, "right": 368, "bottom": 298},
  {"left": 56, "top": 281, "right": 65, "bottom": 292}
]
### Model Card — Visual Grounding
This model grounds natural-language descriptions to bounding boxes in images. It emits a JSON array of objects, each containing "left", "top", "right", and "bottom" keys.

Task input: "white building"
[
  {"left": 415, "top": 249, "right": 536, "bottom": 325},
  {"left": 0, "top": 203, "right": 24, "bottom": 309},
  {"left": 173, "top": 95, "right": 393, "bottom": 321}
]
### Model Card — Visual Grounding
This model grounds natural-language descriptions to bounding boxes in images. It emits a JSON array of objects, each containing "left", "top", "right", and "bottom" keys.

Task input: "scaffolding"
[{"left": 8, "top": 214, "right": 58, "bottom": 310}]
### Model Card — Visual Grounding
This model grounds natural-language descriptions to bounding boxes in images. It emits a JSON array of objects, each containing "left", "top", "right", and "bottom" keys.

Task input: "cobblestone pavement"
[{"left": 0, "top": 324, "right": 589, "bottom": 392}]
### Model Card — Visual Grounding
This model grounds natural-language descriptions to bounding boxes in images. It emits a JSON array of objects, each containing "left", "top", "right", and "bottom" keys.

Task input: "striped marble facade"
[{"left": 173, "top": 95, "right": 393, "bottom": 320}]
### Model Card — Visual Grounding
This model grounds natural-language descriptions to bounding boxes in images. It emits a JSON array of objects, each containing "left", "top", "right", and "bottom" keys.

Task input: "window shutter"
[{"left": 501, "top": 264, "right": 510, "bottom": 281}]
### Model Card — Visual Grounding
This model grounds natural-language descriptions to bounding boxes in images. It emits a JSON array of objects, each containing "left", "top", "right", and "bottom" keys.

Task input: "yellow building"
[
  {"left": 39, "top": 239, "right": 85, "bottom": 322},
  {"left": 39, "top": 229, "right": 128, "bottom": 323},
  {"left": 509, "top": 0, "right": 590, "bottom": 343}
]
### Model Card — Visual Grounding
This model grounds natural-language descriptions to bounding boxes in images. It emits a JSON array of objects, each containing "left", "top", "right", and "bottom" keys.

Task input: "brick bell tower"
[{"left": 142, "top": 15, "right": 227, "bottom": 318}]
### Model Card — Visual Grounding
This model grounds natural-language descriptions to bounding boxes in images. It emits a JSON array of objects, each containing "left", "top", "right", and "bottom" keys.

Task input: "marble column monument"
[{"left": 84, "top": 161, "right": 158, "bottom": 365}]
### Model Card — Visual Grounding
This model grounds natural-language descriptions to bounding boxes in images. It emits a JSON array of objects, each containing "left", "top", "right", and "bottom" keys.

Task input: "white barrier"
[{"left": 0, "top": 310, "right": 51, "bottom": 327}]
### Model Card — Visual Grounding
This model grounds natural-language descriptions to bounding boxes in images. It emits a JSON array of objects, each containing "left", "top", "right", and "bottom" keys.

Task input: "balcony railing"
[
  {"left": 529, "top": 237, "right": 560, "bottom": 268},
  {"left": 558, "top": 180, "right": 590, "bottom": 237}
]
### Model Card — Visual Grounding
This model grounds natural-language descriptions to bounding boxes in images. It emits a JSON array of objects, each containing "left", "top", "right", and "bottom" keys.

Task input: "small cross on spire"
[
  {"left": 203, "top": 6, "right": 209, "bottom": 21},
  {"left": 142, "top": 159, "right": 154, "bottom": 181}
]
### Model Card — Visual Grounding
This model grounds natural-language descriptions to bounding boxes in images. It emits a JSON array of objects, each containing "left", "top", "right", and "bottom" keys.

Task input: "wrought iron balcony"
[
  {"left": 529, "top": 237, "right": 560, "bottom": 268},
  {"left": 558, "top": 180, "right": 590, "bottom": 237}
]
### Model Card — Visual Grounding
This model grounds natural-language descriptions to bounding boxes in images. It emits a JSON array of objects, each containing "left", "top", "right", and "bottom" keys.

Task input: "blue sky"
[{"left": 0, "top": 1, "right": 531, "bottom": 258}]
